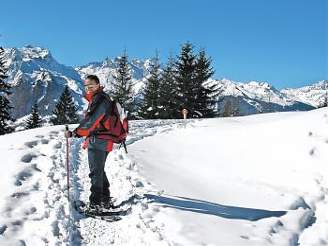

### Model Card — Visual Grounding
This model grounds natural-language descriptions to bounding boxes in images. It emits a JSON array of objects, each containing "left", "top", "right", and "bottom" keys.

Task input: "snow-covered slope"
[
  {"left": 0, "top": 109, "right": 327, "bottom": 245},
  {"left": 130, "top": 108, "right": 328, "bottom": 245}
]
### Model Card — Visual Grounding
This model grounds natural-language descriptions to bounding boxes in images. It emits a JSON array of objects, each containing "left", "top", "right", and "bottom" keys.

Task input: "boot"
[
  {"left": 86, "top": 201, "right": 102, "bottom": 214},
  {"left": 101, "top": 197, "right": 115, "bottom": 210}
]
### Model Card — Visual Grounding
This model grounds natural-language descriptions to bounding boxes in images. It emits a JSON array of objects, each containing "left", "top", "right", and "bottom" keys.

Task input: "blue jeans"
[{"left": 87, "top": 148, "right": 110, "bottom": 204}]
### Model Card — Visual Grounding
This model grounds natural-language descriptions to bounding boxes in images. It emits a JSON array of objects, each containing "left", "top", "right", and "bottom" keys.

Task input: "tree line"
[
  {"left": 108, "top": 42, "right": 219, "bottom": 120},
  {"left": 0, "top": 42, "right": 220, "bottom": 133}
]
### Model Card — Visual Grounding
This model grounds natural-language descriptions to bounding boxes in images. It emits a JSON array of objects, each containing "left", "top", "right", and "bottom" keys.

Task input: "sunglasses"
[{"left": 84, "top": 83, "right": 98, "bottom": 89}]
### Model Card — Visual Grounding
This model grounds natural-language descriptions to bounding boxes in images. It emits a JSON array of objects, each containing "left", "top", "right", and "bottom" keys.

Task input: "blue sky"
[{"left": 0, "top": 0, "right": 326, "bottom": 89}]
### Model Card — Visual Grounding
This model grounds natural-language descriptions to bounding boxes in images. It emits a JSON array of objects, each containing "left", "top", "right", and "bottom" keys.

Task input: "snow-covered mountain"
[
  {"left": 2, "top": 45, "right": 326, "bottom": 120},
  {"left": 75, "top": 57, "right": 154, "bottom": 98},
  {"left": 2, "top": 46, "right": 155, "bottom": 120},
  {"left": 208, "top": 79, "right": 316, "bottom": 116},
  {"left": 281, "top": 80, "right": 328, "bottom": 107},
  {"left": 3, "top": 45, "right": 85, "bottom": 119}
]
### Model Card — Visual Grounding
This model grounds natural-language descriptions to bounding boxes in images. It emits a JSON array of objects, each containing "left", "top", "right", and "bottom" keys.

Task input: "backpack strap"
[
  {"left": 119, "top": 140, "right": 128, "bottom": 154},
  {"left": 99, "top": 92, "right": 114, "bottom": 116},
  {"left": 86, "top": 92, "right": 106, "bottom": 116},
  {"left": 101, "top": 94, "right": 119, "bottom": 126},
  {"left": 123, "top": 141, "right": 128, "bottom": 153}
]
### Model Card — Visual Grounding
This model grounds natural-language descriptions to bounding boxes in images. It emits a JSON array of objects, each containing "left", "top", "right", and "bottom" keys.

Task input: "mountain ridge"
[{"left": 2, "top": 45, "right": 325, "bottom": 119}]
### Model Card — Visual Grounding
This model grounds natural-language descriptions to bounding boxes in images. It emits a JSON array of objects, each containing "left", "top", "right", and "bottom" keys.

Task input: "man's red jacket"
[{"left": 73, "top": 88, "right": 114, "bottom": 152}]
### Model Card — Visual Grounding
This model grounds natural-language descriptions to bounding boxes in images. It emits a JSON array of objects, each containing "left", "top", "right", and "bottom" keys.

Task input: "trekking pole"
[
  {"left": 65, "top": 125, "right": 70, "bottom": 203},
  {"left": 65, "top": 125, "right": 74, "bottom": 238}
]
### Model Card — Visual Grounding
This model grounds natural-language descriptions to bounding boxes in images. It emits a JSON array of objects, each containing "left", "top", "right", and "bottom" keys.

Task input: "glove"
[
  {"left": 65, "top": 129, "right": 81, "bottom": 138},
  {"left": 64, "top": 130, "right": 73, "bottom": 138}
]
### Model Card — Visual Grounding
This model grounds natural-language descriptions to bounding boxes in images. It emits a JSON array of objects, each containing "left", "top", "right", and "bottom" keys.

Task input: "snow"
[
  {"left": 211, "top": 78, "right": 293, "bottom": 106},
  {"left": 130, "top": 109, "right": 328, "bottom": 245},
  {"left": 0, "top": 109, "right": 327, "bottom": 245},
  {"left": 281, "top": 80, "right": 328, "bottom": 107}
]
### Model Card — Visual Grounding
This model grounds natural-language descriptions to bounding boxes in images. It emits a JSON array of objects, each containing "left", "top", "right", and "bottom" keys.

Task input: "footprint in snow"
[
  {"left": 269, "top": 220, "right": 284, "bottom": 234},
  {"left": 0, "top": 224, "right": 7, "bottom": 235},
  {"left": 51, "top": 220, "right": 60, "bottom": 237},
  {"left": 288, "top": 196, "right": 311, "bottom": 210},
  {"left": 11, "top": 192, "right": 30, "bottom": 199},
  {"left": 24, "top": 207, "right": 37, "bottom": 216},
  {"left": 152, "top": 206, "right": 160, "bottom": 213},
  {"left": 309, "top": 147, "right": 316, "bottom": 156},
  {"left": 24, "top": 140, "right": 39, "bottom": 148},
  {"left": 41, "top": 139, "right": 49, "bottom": 144},
  {"left": 11, "top": 220, "right": 24, "bottom": 230},
  {"left": 33, "top": 182, "right": 40, "bottom": 190},
  {"left": 18, "top": 239, "right": 26, "bottom": 246},
  {"left": 53, "top": 142, "right": 62, "bottom": 149},
  {"left": 20, "top": 153, "right": 38, "bottom": 163},
  {"left": 14, "top": 168, "right": 33, "bottom": 186},
  {"left": 240, "top": 235, "right": 249, "bottom": 240},
  {"left": 135, "top": 180, "right": 144, "bottom": 188},
  {"left": 31, "top": 163, "right": 41, "bottom": 172}
]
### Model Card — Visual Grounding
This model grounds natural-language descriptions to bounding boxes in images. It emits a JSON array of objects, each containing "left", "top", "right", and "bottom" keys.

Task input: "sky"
[{"left": 0, "top": 0, "right": 326, "bottom": 89}]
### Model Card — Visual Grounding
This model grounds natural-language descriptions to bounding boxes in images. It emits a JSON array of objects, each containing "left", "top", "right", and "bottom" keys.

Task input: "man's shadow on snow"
[{"left": 144, "top": 194, "right": 286, "bottom": 221}]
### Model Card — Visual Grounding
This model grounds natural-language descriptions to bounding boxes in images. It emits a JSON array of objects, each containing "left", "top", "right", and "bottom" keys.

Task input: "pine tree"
[
  {"left": 111, "top": 50, "right": 134, "bottom": 118},
  {"left": 174, "top": 42, "right": 198, "bottom": 118},
  {"left": 51, "top": 86, "right": 79, "bottom": 125},
  {"left": 140, "top": 52, "right": 162, "bottom": 119},
  {"left": 194, "top": 50, "right": 218, "bottom": 118},
  {"left": 25, "top": 103, "right": 42, "bottom": 129},
  {"left": 223, "top": 100, "right": 232, "bottom": 117},
  {"left": 158, "top": 55, "right": 177, "bottom": 119},
  {"left": 0, "top": 47, "right": 14, "bottom": 135},
  {"left": 231, "top": 98, "right": 240, "bottom": 116}
]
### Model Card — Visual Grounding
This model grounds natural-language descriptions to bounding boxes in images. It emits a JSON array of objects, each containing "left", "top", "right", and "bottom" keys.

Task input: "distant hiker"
[
  {"left": 65, "top": 75, "right": 128, "bottom": 211},
  {"left": 181, "top": 108, "right": 188, "bottom": 119}
]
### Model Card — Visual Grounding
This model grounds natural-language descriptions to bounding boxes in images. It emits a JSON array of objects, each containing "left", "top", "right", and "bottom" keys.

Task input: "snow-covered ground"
[{"left": 0, "top": 109, "right": 327, "bottom": 245}]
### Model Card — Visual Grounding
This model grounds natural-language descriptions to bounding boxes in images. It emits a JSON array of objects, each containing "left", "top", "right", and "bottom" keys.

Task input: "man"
[{"left": 65, "top": 75, "right": 114, "bottom": 210}]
